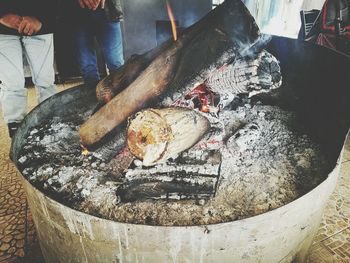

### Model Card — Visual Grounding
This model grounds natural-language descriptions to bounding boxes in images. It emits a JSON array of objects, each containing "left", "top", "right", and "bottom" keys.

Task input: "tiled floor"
[
  {"left": 308, "top": 142, "right": 350, "bottom": 263},
  {"left": 0, "top": 81, "right": 349, "bottom": 262}
]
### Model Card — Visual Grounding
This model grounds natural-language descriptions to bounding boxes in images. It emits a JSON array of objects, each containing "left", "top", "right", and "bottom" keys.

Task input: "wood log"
[
  {"left": 80, "top": 41, "right": 182, "bottom": 147},
  {"left": 117, "top": 149, "right": 221, "bottom": 202},
  {"left": 127, "top": 107, "right": 210, "bottom": 166},
  {"left": 80, "top": 0, "right": 260, "bottom": 148},
  {"left": 95, "top": 48, "right": 163, "bottom": 103}
]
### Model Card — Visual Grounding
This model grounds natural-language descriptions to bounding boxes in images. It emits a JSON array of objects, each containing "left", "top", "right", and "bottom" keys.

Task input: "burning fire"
[
  {"left": 81, "top": 144, "right": 90, "bottom": 156},
  {"left": 166, "top": 0, "right": 177, "bottom": 41}
]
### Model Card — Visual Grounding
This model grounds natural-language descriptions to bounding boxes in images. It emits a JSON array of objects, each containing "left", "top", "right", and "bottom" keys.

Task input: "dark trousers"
[{"left": 75, "top": 9, "right": 124, "bottom": 86}]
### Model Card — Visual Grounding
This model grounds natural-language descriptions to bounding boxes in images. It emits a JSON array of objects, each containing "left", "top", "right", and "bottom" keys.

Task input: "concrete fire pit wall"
[
  {"left": 22, "top": 155, "right": 343, "bottom": 263},
  {"left": 10, "top": 36, "right": 350, "bottom": 262}
]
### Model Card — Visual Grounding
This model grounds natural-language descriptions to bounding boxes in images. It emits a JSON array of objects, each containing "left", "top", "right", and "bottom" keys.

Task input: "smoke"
[{"left": 239, "top": 34, "right": 273, "bottom": 58}]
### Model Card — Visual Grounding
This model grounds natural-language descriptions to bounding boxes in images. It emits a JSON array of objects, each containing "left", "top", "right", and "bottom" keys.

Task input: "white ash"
[
  {"left": 18, "top": 156, "right": 27, "bottom": 164},
  {"left": 213, "top": 104, "right": 327, "bottom": 216},
  {"left": 96, "top": 104, "right": 330, "bottom": 225},
  {"left": 81, "top": 185, "right": 121, "bottom": 215},
  {"left": 18, "top": 119, "right": 125, "bottom": 208},
  {"left": 47, "top": 167, "right": 82, "bottom": 192}
]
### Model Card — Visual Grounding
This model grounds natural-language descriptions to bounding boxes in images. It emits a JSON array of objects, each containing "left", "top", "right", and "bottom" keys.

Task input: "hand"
[
  {"left": 78, "top": 0, "right": 105, "bottom": 10},
  {"left": 0, "top": 14, "right": 22, "bottom": 30},
  {"left": 18, "top": 16, "right": 42, "bottom": 36}
]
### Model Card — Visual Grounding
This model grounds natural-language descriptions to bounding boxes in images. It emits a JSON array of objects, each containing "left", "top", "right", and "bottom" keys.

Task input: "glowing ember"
[
  {"left": 184, "top": 83, "right": 215, "bottom": 113},
  {"left": 81, "top": 145, "right": 90, "bottom": 156},
  {"left": 166, "top": 0, "right": 177, "bottom": 41}
]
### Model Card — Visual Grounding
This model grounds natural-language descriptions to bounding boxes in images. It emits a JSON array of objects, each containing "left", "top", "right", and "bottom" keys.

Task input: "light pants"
[{"left": 0, "top": 34, "right": 57, "bottom": 124}]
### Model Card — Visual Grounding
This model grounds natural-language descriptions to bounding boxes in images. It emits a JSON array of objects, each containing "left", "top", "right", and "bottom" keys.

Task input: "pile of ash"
[{"left": 17, "top": 100, "right": 332, "bottom": 226}]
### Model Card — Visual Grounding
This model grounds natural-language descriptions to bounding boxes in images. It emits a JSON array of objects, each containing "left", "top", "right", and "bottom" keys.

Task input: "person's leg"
[
  {"left": 75, "top": 15, "right": 100, "bottom": 87},
  {"left": 22, "top": 34, "right": 57, "bottom": 103},
  {"left": 96, "top": 11, "right": 124, "bottom": 73},
  {"left": 0, "top": 34, "right": 27, "bottom": 134}
]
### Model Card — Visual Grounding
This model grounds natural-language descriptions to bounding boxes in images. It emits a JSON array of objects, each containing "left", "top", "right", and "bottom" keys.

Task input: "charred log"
[{"left": 117, "top": 150, "right": 221, "bottom": 202}]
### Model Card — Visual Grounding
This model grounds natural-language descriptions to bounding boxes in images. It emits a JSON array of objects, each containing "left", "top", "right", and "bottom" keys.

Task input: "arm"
[{"left": 0, "top": 14, "right": 22, "bottom": 30}]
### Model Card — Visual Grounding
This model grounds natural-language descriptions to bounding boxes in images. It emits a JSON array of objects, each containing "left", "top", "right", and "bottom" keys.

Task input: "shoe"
[{"left": 8, "top": 122, "right": 20, "bottom": 138}]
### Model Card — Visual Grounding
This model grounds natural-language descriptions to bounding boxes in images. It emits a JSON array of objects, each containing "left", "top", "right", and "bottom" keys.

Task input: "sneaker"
[{"left": 8, "top": 122, "right": 20, "bottom": 138}]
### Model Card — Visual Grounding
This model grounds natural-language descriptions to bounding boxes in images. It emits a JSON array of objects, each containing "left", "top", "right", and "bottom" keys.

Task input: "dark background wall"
[
  {"left": 54, "top": 0, "right": 212, "bottom": 80},
  {"left": 121, "top": 0, "right": 212, "bottom": 58}
]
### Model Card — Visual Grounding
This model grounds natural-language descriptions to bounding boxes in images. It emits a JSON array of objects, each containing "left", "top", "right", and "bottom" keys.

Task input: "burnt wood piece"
[
  {"left": 117, "top": 150, "right": 221, "bottom": 202},
  {"left": 96, "top": 48, "right": 166, "bottom": 103},
  {"left": 127, "top": 107, "right": 210, "bottom": 166},
  {"left": 205, "top": 50, "right": 282, "bottom": 98},
  {"left": 90, "top": 123, "right": 127, "bottom": 160},
  {"left": 79, "top": 0, "right": 260, "bottom": 148}
]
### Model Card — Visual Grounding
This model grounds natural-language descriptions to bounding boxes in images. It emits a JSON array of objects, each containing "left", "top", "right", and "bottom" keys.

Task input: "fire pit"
[
  {"left": 10, "top": 36, "right": 350, "bottom": 263},
  {"left": 10, "top": 2, "right": 350, "bottom": 262}
]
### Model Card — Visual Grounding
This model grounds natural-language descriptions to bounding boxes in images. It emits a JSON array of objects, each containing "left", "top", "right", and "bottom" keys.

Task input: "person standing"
[
  {"left": 0, "top": 0, "right": 58, "bottom": 137},
  {"left": 72, "top": 0, "right": 125, "bottom": 87}
]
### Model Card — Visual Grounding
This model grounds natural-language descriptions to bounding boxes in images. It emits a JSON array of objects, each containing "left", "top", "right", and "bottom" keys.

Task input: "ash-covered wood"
[
  {"left": 79, "top": 0, "right": 260, "bottom": 148},
  {"left": 117, "top": 149, "right": 221, "bottom": 202},
  {"left": 206, "top": 50, "right": 282, "bottom": 98},
  {"left": 127, "top": 107, "right": 210, "bottom": 166}
]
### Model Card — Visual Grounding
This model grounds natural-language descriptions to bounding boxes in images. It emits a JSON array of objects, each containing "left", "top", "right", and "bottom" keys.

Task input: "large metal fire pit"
[{"left": 11, "top": 36, "right": 350, "bottom": 263}]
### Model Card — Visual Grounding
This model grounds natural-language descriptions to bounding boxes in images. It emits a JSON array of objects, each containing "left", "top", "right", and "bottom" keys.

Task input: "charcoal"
[{"left": 117, "top": 150, "right": 221, "bottom": 202}]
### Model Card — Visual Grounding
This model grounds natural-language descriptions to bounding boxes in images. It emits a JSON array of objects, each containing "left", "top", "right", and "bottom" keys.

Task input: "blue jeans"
[{"left": 75, "top": 9, "right": 124, "bottom": 86}]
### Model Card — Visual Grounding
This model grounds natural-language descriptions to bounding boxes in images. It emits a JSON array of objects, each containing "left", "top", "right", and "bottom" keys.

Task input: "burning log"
[
  {"left": 127, "top": 107, "right": 210, "bottom": 166},
  {"left": 79, "top": 0, "right": 260, "bottom": 148}
]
